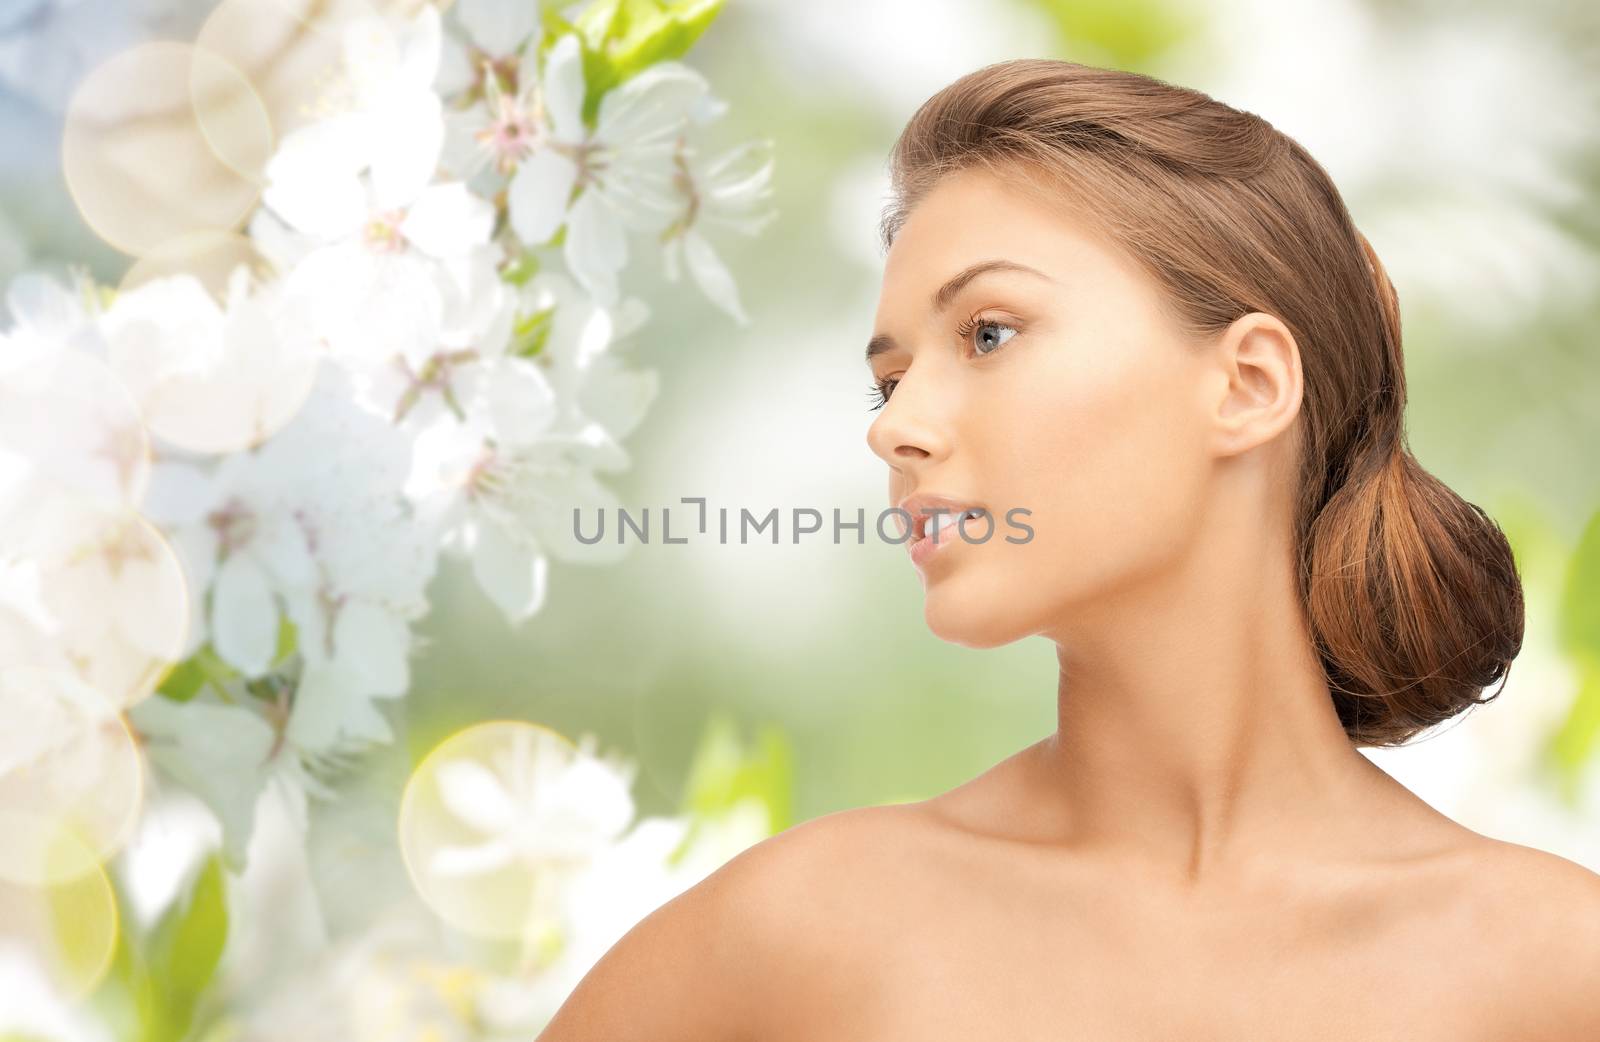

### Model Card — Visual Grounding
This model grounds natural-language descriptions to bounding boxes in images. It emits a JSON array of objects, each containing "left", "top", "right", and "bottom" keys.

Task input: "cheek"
[{"left": 971, "top": 344, "right": 1207, "bottom": 616}]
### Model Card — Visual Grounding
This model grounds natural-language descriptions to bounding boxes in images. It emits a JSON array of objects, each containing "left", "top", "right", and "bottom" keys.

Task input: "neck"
[{"left": 1031, "top": 486, "right": 1405, "bottom": 886}]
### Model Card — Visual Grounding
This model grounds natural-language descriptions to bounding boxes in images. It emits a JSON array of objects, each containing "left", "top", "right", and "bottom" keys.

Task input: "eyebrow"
[{"left": 865, "top": 259, "right": 1054, "bottom": 363}]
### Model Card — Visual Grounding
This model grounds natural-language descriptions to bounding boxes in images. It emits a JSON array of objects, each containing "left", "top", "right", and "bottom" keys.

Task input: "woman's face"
[{"left": 866, "top": 165, "right": 1223, "bottom": 647}]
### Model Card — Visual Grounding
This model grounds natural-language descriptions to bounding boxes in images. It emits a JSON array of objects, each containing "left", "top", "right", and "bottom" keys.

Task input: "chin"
[{"left": 921, "top": 579, "right": 1031, "bottom": 648}]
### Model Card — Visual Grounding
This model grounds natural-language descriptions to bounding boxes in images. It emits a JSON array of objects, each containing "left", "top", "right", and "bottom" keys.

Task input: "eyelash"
[{"left": 866, "top": 311, "right": 1020, "bottom": 411}]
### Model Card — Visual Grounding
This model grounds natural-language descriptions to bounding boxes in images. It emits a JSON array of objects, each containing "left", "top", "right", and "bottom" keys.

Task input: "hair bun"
[{"left": 1306, "top": 447, "right": 1525, "bottom": 746}]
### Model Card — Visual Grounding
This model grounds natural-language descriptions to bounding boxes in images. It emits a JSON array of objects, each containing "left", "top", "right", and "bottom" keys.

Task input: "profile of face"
[{"left": 866, "top": 166, "right": 1297, "bottom": 648}]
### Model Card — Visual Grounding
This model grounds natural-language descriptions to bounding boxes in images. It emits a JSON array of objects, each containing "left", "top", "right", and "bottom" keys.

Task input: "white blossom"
[
  {"left": 143, "top": 364, "right": 437, "bottom": 754},
  {"left": 0, "top": 2, "right": 781, "bottom": 1019},
  {"left": 439, "top": 31, "right": 561, "bottom": 189},
  {"left": 402, "top": 272, "right": 654, "bottom": 625},
  {"left": 484, "top": 33, "right": 714, "bottom": 306},
  {"left": 659, "top": 136, "right": 778, "bottom": 326},
  {"left": 429, "top": 731, "right": 635, "bottom": 879},
  {"left": 99, "top": 266, "right": 322, "bottom": 455},
  {"left": 436, "top": 0, "right": 543, "bottom": 100},
  {"left": 259, "top": 4, "right": 493, "bottom": 373},
  {"left": 349, "top": 245, "right": 529, "bottom": 431},
  {"left": 0, "top": 272, "right": 148, "bottom": 508},
  {"left": 405, "top": 412, "right": 629, "bottom": 625}
]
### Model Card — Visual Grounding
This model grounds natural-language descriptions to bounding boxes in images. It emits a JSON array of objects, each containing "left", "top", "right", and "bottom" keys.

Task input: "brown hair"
[{"left": 879, "top": 59, "right": 1524, "bottom": 747}]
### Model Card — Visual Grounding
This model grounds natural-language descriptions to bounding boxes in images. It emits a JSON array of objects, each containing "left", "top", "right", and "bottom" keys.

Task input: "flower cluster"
[{"left": 0, "top": 0, "right": 774, "bottom": 958}]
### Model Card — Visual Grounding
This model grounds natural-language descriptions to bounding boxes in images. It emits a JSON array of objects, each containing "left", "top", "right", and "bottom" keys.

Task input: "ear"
[{"left": 1207, "top": 311, "right": 1303, "bottom": 458}]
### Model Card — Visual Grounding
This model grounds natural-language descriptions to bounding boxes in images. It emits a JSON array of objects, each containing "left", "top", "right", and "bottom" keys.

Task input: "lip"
[{"left": 897, "top": 492, "right": 986, "bottom": 569}]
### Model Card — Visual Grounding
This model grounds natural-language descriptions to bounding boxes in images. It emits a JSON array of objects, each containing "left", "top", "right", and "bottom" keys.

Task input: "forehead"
[{"left": 876, "top": 165, "right": 1136, "bottom": 314}]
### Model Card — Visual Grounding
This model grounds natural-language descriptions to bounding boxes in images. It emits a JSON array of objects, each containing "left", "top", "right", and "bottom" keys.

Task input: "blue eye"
[
  {"left": 956, "top": 312, "right": 1019, "bottom": 356},
  {"left": 865, "top": 313, "right": 1019, "bottom": 411}
]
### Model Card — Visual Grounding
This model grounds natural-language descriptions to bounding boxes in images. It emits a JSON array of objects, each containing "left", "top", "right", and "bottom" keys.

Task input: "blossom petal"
[
  {"left": 507, "top": 147, "right": 578, "bottom": 246},
  {"left": 438, "top": 246, "right": 514, "bottom": 351},
  {"left": 253, "top": 517, "right": 317, "bottom": 590},
  {"left": 127, "top": 698, "right": 277, "bottom": 867},
  {"left": 435, "top": 32, "right": 475, "bottom": 97},
  {"left": 524, "top": 460, "right": 626, "bottom": 565},
  {"left": 689, "top": 90, "right": 729, "bottom": 127},
  {"left": 514, "top": 40, "right": 540, "bottom": 104},
  {"left": 281, "top": 245, "right": 442, "bottom": 371},
  {"left": 401, "top": 182, "right": 494, "bottom": 258},
  {"left": 210, "top": 554, "right": 278, "bottom": 677},
  {"left": 660, "top": 233, "right": 682, "bottom": 283},
  {"left": 167, "top": 523, "right": 218, "bottom": 660},
  {"left": 5, "top": 272, "right": 82, "bottom": 339},
  {"left": 434, "top": 758, "right": 518, "bottom": 833},
  {"left": 471, "top": 518, "right": 547, "bottom": 625},
  {"left": 704, "top": 139, "right": 776, "bottom": 210},
  {"left": 541, "top": 33, "right": 586, "bottom": 143},
  {"left": 396, "top": 3, "right": 443, "bottom": 89},
  {"left": 683, "top": 227, "right": 749, "bottom": 325},
  {"left": 430, "top": 839, "right": 516, "bottom": 877},
  {"left": 595, "top": 61, "right": 708, "bottom": 147},
  {"left": 457, "top": 0, "right": 540, "bottom": 56},
  {"left": 141, "top": 461, "right": 220, "bottom": 527},
  {"left": 579, "top": 354, "right": 658, "bottom": 442},
  {"left": 483, "top": 357, "right": 558, "bottom": 445},
  {"left": 288, "top": 661, "right": 393, "bottom": 750},
  {"left": 330, "top": 598, "right": 410, "bottom": 696},
  {"left": 261, "top": 115, "right": 371, "bottom": 240},
  {"left": 368, "top": 88, "right": 445, "bottom": 211},
  {"left": 549, "top": 754, "right": 636, "bottom": 841},
  {"left": 439, "top": 106, "right": 488, "bottom": 181},
  {"left": 563, "top": 190, "right": 627, "bottom": 307}
]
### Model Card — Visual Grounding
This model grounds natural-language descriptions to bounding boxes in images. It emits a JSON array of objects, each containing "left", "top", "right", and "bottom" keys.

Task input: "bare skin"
[
  {"left": 537, "top": 166, "right": 1600, "bottom": 1039},
  {"left": 795, "top": 751, "right": 1600, "bottom": 1041},
  {"left": 536, "top": 762, "right": 1600, "bottom": 1041}
]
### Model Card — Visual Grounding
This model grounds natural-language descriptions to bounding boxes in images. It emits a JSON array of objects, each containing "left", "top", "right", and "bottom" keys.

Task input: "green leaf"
[
  {"left": 83, "top": 854, "right": 230, "bottom": 1042},
  {"left": 159, "top": 645, "right": 242, "bottom": 704},
  {"left": 667, "top": 714, "right": 792, "bottom": 868},
  {"left": 1558, "top": 505, "right": 1600, "bottom": 658},
  {"left": 1547, "top": 504, "right": 1600, "bottom": 789},
  {"left": 44, "top": 856, "right": 118, "bottom": 999},
  {"left": 1022, "top": 0, "right": 1199, "bottom": 71},
  {"left": 570, "top": 0, "right": 726, "bottom": 127},
  {"left": 272, "top": 615, "right": 297, "bottom": 667},
  {"left": 145, "top": 853, "right": 229, "bottom": 1040},
  {"left": 540, "top": 4, "right": 580, "bottom": 42},
  {"left": 678, "top": 713, "right": 793, "bottom": 831},
  {"left": 511, "top": 303, "right": 557, "bottom": 359},
  {"left": 189, "top": 1017, "right": 243, "bottom": 1042},
  {"left": 572, "top": 0, "right": 627, "bottom": 47},
  {"left": 501, "top": 249, "right": 542, "bottom": 286},
  {"left": 84, "top": 873, "right": 159, "bottom": 1042},
  {"left": 156, "top": 657, "right": 207, "bottom": 703},
  {"left": 1547, "top": 655, "right": 1600, "bottom": 801}
]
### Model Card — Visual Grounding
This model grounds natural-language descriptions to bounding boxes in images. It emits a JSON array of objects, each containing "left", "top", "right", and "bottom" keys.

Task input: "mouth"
[
  {"left": 909, "top": 505, "right": 985, "bottom": 543},
  {"left": 899, "top": 498, "right": 987, "bottom": 569}
]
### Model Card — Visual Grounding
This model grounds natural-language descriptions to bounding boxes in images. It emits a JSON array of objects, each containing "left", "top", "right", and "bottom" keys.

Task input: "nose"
[{"left": 865, "top": 365, "right": 952, "bottom": 470}]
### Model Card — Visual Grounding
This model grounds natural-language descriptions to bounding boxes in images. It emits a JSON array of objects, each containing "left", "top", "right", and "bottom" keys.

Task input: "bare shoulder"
[
  {"left": 535, "top": 802, "right": 926, "bottom": 1042},
  {"left": 1458, "top": 836, "right": 1600, "bottom": 1037},
  {"left": 1465, "top": 835, "right": 1600, "bottom": 938}
]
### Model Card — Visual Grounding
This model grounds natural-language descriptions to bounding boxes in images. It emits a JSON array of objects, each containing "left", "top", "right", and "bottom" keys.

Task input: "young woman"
[{"left": 539, "top": 58, "right": 1600, "bottom": 1040}]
